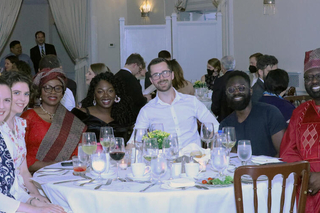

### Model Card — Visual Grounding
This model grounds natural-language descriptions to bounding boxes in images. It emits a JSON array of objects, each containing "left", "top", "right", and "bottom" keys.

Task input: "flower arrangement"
[
  {"left": 193, "top": 80, "right": 206, "bottom": 88},
  {"left": 143, "top": 130, "right": 170, "bottom": 149}
]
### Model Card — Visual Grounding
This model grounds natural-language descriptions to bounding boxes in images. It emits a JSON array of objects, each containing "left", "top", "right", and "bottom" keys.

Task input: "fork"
[{"left": 94, "top": 179, "right": 112, "bottom": 190}]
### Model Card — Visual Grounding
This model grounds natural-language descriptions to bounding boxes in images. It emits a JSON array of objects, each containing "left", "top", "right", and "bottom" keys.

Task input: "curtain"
[
  {"left": 48, "top": 0, "right": 88, "bottom": 102},
  {"left": 0, "top": 0, "right": 23, "bottom": 54}
]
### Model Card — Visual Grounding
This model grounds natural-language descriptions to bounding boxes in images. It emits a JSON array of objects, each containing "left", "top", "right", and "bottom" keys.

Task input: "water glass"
[
  {"left": 133, "top": 128, "right": 148, "bottom": 163},
  {"left": 200, "top": 123, "right": 214, "bottom": 148},
  {"left": 143, "top": 138, "right": 159, "bottom": 164},
  {"left": 162, "top": 134, "right": 179, "bottom": 180},
  {"left": 72, "top": 156, "right": 87, "bottom": 175},
  {"left": 211, "top": 147, "right": 228, "bottom": 177},
  {"left": 151, "top": 155, "right": 167, "bottom": 184},
  {"left": 212, "top": 133, "right": 227, "bottom": 148},
  {"left": 237, "top": 140, "right": 252, "bottom": 165}
]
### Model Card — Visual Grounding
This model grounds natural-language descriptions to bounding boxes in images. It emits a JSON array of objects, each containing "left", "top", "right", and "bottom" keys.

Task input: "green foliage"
[{"left": 142, "top": 130, "right": 170, "bottom": 149}]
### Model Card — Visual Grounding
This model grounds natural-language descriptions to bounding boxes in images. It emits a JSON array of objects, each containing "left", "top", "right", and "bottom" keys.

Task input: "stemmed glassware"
[
  {"left": 200, "top": 123, "right": 215, "bottom": 149},
  {"left": 100, "top": 127, "right": 114, "bottom": 153},
  {"left": 91, "top": 150, "right": 107, "bottom": 183},
  {"left": 162, "top": 134, "right": 179, "bottom": 180},
  {"left": 211, "top": 147, "right": 228, "bottom": 177},
  {"left": 237, "top": 140, "right": 252, "bottom": 165},
  {"left": 150, "top": 123, "right": 164, "bottom": 132},
  {"left": 151, "top": 154, "right": 167, "bottom": 184},
  {"left": 133, "top": 128, "right": 148, "bottom": 163},
  {"left": 195, "top": 88, "right": 205, "bottom": 100},
  {"left": 82, "top": 132, "right": 98, "bottom": 155},
  {"left": 109, "top": 137, "right": 125, "bottom": 181},
  {"left": 143, "top": 138, "right": 158, "bottom": 164},
  {"left": 222, "top": 127, "right": 236, "bottom": 154}
]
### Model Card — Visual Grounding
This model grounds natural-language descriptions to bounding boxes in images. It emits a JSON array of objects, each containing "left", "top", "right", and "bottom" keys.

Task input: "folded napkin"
[
  {"left": 251, "top": 156, "right": 282, "bottom": 164},
  {"left": 179, "top": 143, "right": 210, "bottom": 163},
  {"left": 166, "top": 178, "right": 195, "bottom": 188}
]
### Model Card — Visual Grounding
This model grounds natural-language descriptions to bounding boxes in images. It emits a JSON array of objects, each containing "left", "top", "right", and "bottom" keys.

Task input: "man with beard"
[
  {"left": 280, "top": 48, "right": 320, "bottom": 213},
  {"left": 251, "top": 55, "right": 278, "bottom": 103},
  {"left": 128, "top": 58, "right": 219, "bottom": 148},
  {"left": 219, "top": 71, "right": 286, "bottom": 156}
]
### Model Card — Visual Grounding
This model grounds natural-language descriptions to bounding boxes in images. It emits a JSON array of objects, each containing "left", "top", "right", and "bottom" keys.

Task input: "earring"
[
  {"left": 115, "top": 95, "right": 121, "bottom": 103},
  {"left": 93, "top": 98, "right": 96, "bottom": 106}
]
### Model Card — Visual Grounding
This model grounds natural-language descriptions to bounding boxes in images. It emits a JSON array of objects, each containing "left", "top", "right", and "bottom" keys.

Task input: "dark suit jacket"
[
  {"left": 30, "top": 43, "right": 57, "bottom": 73},
  {"left": 211, "top": 71, "right": 234, "bottom": 122},
  {"left": 115, "top": 69, "right": 147, "bottom": 119},
  {"left": 67, "top": 78, "right": 77, "bottom": 98},
  {"left": 144, "top": 71, "right": 152, "bottom": 89},
  {"left": 251, "top": 78, "right": 264, "bottom": 103}
]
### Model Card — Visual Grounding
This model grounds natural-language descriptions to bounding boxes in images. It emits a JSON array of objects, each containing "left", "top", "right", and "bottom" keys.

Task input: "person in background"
[
  {"left": 169, "top": 59, "right": 194, "bottom": 95},
  {"left": 86, "top": 63, "right": 111, "bottom": 85},
  {"left": 251, "top": 54, "right": 278, "bottom": 102},
  {"left": 0, "top": 40, "right": 35, "bottom": 76},
  {"left": 14, "top": 60, "right": 32, "bottom": 77},
  {"left": 201, "top": 58, "right": 221, "bottom": 90},
  {"left": 0, "top": 77, "right": 65, "bottom": 213},
  {"left": 4, "top": 55, "right": 19, "bottom": 71},
  {"left": 30, "top": 31, "right": 57, "bottom": 74},
  {"left": 220, "top": 71, "right": 286, "bottom": 157},
  {"left": 249, "top": 53, "right": 263, "bottom": 87},
  {"left": 21, "top": 68, "right": 86, "bottom": 173},
  {"left": 73, "top": 72, "right": 135, "bottom": 143},
  {"left": 259, "top": 69, "right": 295, "bottom": 122}
]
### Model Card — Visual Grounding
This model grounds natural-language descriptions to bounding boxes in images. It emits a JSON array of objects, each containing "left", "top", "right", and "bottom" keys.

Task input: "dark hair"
[
  {"left": 147, "top": 58, "right": 170, "bottom": 75},
  {"left": 81, "top": 72, "right": 135, "bottom": 126},
  {"left": 15, "top": 61, "right": 32, "bottom": 76},
  {"left": 249, "top": 53, "right": 263, "bottom": 60},
  {"left": 0, "top": 77, "right": 10, "bottom": 87},
  {"left": 9, "top": 40, "right": 20, "bottom": 49},
  {"left": 35, "top": 31, "right": 45, "bottom": 38},
  {"left": 5, "top": 55, "right": 19, "bottom": 67},
  {"left": 226, "top": 70, "right": 251, "bottom": 87},
  {"left": 125, "top": 53, "right": 145, "bottom": 69},
  {"left": 256, "top": 55, "right": 278, "bottom": 70},
  {"left": 264, "top": 69, "right": 289, "bottom": 95},
  {"left": 158, "top": 50, "right": 171, "bottom": 59},
  {"left": 168, "top": 59, "right": 187, "bottom": 89},
  {"left": 207, "top": 58, "right": 221, "bottom": 73},
  {"left": 39, "top": 54, "right": 61, "bottom": 70}
]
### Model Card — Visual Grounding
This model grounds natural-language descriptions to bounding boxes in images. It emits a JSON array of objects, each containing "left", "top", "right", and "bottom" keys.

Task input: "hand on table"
[
  {"left": 33, "top": 204, "right": 66, "bottom": 213},
  {"left": 308, "top": 172, "right": 320, "bottom": 196}
]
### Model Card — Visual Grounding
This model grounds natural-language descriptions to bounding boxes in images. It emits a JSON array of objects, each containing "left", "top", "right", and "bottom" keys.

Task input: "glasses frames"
[
  {"left": 42, "top": 85, "right": 64, "bottom": 93},
  {"left": 304, "top": 74, "right": 320, "bottom": 82},
  {"left": 151, "top": 70, "right": 172, "bottom": 80},
  {"left": 226, "top": 85, "right": 246, "bottom": 94}
]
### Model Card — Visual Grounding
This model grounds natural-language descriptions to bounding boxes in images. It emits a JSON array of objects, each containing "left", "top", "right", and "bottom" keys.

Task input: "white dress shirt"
[
  {"left": 60, "top": 88, "right": 76, "bottom": 111},
  {"left": 129, "top": 89, "right": 219, "bottom": 148}
]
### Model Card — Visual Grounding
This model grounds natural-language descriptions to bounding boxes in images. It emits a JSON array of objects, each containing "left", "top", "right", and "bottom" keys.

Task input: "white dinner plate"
[{"left": 126, "top": 173, "right": 151, "bottom": 181}]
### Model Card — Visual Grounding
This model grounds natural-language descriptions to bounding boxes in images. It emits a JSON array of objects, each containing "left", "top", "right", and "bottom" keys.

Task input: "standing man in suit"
[
  {"left": 211, "top": 55, "right": 236, "bottom": 122},
  {"left": 115, "top": 53, "right": 151, "bottom": 119},
  {"left": 30, "top": 31, "right": 57, "bottom": 74}
]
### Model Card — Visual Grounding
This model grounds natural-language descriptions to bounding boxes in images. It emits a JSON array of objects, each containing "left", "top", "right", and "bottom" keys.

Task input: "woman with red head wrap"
[{"left": 21, "top": 68, "right": 86, "bottom": 172}]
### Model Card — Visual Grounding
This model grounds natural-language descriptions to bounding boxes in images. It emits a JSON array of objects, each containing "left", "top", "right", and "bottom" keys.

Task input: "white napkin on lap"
[
  {"left": 251, "top": 156, "right": 282, "bottom": 164},
  {"left": 167, "top": 178, "right": 195, "bottom": 188}
]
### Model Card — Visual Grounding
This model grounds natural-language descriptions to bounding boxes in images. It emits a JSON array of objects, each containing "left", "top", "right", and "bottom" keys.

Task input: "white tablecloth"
[{"left": 33, "top": 156, "right": 296, "bottom": 213}]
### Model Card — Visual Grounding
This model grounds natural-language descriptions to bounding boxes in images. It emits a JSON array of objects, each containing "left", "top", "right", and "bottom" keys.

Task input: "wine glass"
[
  {"left": 143, "top": 138, "right": 159, "bottom": 164},
  {"left": 151, "top": 154, "right": 168, "bottom": 184},
  {"left": 212, "top": 133, "right": 227, "bottom": 149},
  {"left": 237, "top": 140, "right": 252, "bottom": 165},
  {"left": 222, "top": 127, "right": 236, "bottom": 153},
  {"left": 162, "top": 134, "right": 179, "bottom": 180},
  {"left": 110, "top": 137, "right": 125, "bottom": 181},
  {"left": 100, "top": 127, "right": 114, "bottom": 153},
  {"left": 82, "top": 132, "right": 98, "bottom": 155},
  {"left": 91, "top": 150, "right": 107, "bottom": 183},
  {"left": 200, "top": 123, "right": 214, "bottom": 149},
  {"left": 196, "top": 88, "right": 205, "bottom": 100},
  {"left": 150, "top": 123, "right": 164, "bottom": 132},
  {"left": 211, "top": 147, "right": 228, "bottom": 177},
  {"left": 133, "top": 128, "right": 148, "bottom": 163}
]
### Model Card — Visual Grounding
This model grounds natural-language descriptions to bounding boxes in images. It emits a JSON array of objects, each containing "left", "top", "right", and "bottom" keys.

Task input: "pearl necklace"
[{"left": 40, "top": 104, "right": 55, "bottom": 120}]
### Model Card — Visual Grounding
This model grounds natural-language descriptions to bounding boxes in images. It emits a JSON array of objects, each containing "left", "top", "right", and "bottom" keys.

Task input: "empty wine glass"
[
  {"left": 200, "top": 123, "right": 214, "bottom": 149},
  {"left": 237, "top": 140, "right": 252, "bottom": 165},
  {"left": 133, "top": 128, "right": 148, "bottom": 163},
  {"left": 162, "top": 134, "right": 179, "bottom": 180},
  {"left": 91, "top": 151, "right": 107, "bottom": 183},
  {"left": 222, "top": 127, "right": 236, "bottom": 153},
  {"left": 100, "top": 127, "right": 114, "bottom": 153},
  {"left": 150, "top": 123, "right": 164, "bottom": 132},
  {"left": 211, "top": 147, "right": 228, "bottom": 177},
  {"left": 151, "top": 154, "right": 167, "bottom": 184},
  {"left": 143, "top": 138, "right": 159, "bottom": 164},
  {"left": 196, "top": 88, "right": 205, "bottom": 100},
  {"left": 110, "top": 137, "right": 125, "bottom": 181}
]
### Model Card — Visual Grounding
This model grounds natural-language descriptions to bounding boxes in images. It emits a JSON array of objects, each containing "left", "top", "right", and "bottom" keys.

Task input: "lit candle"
[{"left": 119, "top": 159, "right": 127, "bottom": 169}]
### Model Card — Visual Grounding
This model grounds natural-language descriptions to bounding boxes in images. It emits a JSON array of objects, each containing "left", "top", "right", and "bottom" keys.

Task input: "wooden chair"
[
  {"left": 284, "top": 95, "right": 312, "bottom": 107},
  {"left": 234, "top": 161, "right": 310, "bottom": 213}
]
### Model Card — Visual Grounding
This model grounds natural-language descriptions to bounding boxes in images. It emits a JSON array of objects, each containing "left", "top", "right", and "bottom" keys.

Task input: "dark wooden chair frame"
[{"left": 234, "top": 161, "right": 310, "bottom": 213}]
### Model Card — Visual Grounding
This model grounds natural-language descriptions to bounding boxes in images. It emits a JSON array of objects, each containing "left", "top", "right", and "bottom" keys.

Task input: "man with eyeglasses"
[
  {"left": 127, "top": 57, "right": 219, "bottom": 149},
  {"left": 251, "top": 55, "right": 278, "bottom": 103},
  {"left": 220, "top": 71, "right": 286, "bottom": 157},
  {"left": 280, "top": 48, "right": 320, "bottom": 212},
  {"left": 115, "top": 53, "right": 151, "bottom": 119}
]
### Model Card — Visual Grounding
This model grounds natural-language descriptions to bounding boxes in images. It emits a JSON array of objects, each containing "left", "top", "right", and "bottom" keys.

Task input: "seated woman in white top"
[
  {"left": 169, "top": 59, "right": 195, "bottom": 95},
  {"left": 0, "top": 73, "right": 65, "bottom": 213}
]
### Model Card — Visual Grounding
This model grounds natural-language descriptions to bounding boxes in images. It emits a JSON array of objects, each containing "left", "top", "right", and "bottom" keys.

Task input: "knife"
[
  {"left": 53, "top": 179, "right": 84, "bottom": 184},
  {"left": 140, "top": 183, "right": 156, "bottom": 192},
  {"left": 195, "top": 185, "right": 209, "bottom": 190}
]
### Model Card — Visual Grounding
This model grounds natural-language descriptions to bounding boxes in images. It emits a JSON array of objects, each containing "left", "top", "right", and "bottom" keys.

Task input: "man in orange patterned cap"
[{"left": 280, "top": 48, "right": 320, "bottom": 213}]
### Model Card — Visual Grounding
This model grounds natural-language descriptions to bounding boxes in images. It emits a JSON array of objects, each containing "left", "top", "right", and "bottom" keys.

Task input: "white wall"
[{"left": 233, "top": 0, "right": 320, "bottom": 94}]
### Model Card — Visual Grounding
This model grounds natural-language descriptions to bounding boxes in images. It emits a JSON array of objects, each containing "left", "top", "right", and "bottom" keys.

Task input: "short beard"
[
  {"left": 155, "top": 80, "right": 172, "bottom": 92},
  {"left": 227, "top": 94, "right": 251, "bottom": 111},
  {"left": 305, "top": 87, "right": 320, "bottom": 100}
]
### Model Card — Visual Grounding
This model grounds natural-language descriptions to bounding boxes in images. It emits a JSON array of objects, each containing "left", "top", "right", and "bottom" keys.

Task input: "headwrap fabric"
[
  {"left": 33, "top": 67, "right": 67, "bottom": 89},
  {"left": 304, "top": 48, "right": 320, "bottom": 73}
]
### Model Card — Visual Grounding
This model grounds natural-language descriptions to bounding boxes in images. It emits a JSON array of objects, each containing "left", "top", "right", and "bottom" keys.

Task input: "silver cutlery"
[
  {"left": 195, "top": 185, "right": 209, "bottom": 190},
  {"left": 78, "top": 173, "right": 92, "bottom": 179},
  {"left": 125, "top": 177, "right": 151, "bottom": 184},
  {"left": 94, "top": 179, "right": 112, "bottom": 190},
  {"left": 38, "top": 170, "right": 69, "bottom": 177},
  {"left": 79, "top": 179, "right": 95, "bottom": 186},
  {"left": 42, "top": 168, "right": 73, "bottom": 170},
  {"left": 53, "top": 179, "right": 84, "bottom": 184},
  {"left": 140, "top": 183, "right": 156, "bottom": 192}
]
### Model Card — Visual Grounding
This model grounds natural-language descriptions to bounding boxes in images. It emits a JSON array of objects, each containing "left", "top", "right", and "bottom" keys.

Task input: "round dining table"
[{"left": 32, "top": 154, "right": 296, "bottom": 213}]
